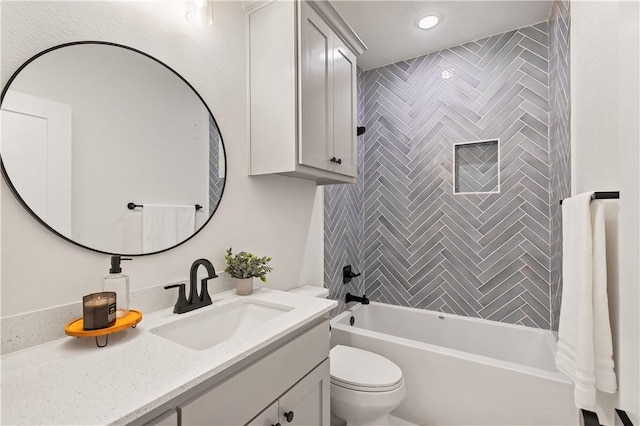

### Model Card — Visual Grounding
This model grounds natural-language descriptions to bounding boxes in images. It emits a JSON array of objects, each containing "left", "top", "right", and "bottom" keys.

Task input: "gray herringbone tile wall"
[
  {"left": 324, "top": 21, "right": 572, "bottom": 329},
  {"left": 549, "top": 0, "right": 571, "bottom": 330},
  {"left": 363, "top": 22, "right": 553, "bottom": 328},
  {"left": 324, "top": 69, "right": 365, "bottom": 313}
]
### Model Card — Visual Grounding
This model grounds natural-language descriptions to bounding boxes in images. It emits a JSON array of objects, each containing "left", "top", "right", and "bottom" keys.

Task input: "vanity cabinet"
[
  {"left": 248, "top": 360, "right": 330, "bottom": 426},
  {"left": 143, "top": 410, "right": 178, "bottom": 426},
  {"left": 138, "top": 320, "right": 330, "bottom": 426},
  {"left": 245, "top": 0, "right": 366, "bottom": 185}
]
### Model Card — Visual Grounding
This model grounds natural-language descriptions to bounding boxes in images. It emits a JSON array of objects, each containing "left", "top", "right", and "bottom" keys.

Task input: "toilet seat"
[
  {"left": 330, "top": 345, "right": 403, "bottom": 392},
  {"left": 331, "top": 376, "right": 404, "bottom": 392}
]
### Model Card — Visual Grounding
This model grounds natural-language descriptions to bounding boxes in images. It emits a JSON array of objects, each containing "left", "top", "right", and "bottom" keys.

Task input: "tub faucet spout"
[{"left": 346, "top": 293, "right": 369, "bottom": 305}]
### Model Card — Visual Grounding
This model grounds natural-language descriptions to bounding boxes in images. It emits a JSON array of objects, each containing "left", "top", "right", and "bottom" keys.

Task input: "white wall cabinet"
[
  {"left": 246, "top": 0, "right": 366, "bottom": 185},
  {"left": 137, "top": 320, "right": 329, "bottom": 426}
]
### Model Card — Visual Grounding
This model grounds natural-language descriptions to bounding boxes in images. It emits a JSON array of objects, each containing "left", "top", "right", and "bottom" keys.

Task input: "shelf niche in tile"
[{"left": 454, "top": 139, "right": 500, "bottom": 194}]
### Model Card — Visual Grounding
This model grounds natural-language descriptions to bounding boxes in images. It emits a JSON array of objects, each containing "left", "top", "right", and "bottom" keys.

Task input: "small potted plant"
[{"left": 224, "top": 248, "right": 273, "bottom": 295}]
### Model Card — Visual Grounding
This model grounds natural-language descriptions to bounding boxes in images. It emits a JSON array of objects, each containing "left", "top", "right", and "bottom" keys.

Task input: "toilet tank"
[{"left": 288, "top": 285, "right": 330, "bottom": 298}]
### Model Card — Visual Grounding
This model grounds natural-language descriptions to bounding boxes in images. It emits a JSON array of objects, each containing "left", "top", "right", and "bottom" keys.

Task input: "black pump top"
[{"left": 109, "top": 255, "right": 132, "bottom": 273}]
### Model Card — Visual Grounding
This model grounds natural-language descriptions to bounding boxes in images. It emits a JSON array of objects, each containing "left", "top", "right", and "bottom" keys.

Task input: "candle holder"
[{"left": 83, "top": 292, "right": 116, "bottom": 330}]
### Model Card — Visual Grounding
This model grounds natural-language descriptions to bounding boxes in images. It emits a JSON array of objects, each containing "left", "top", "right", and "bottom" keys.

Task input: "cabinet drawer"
[{"left": 180, "top": 320, "right": 329, "bottom": 426}]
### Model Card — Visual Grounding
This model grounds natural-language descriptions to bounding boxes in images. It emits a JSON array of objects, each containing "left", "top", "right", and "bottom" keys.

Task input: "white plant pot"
[{"left": 236, "top": 277, "right": 253, "bottom": 296}]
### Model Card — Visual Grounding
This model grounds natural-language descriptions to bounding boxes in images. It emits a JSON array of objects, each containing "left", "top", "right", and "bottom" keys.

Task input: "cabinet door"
[
  {"left": 331, "top": 37, "right": 358, "bottom": 177},
  {"left": 299, "top": 1, "right": 333, "bottom": 172},
  {"left": 142, "top": 409, "right": 178, "bottom": 426},
  {"left": 278, "top": 360, "right": 330, "bottom": 426},
  {"left": 247, "top": 401, "right": 279, "bottom": 426}
]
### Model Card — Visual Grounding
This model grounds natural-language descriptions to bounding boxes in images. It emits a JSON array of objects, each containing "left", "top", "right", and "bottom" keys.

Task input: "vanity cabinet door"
[
  {"left": 278, "top": 359, "right": 330, "bottom": 426},
  {"left": 142, "top": 409, "right": 178, "bottom": 426},
  {"left": 247, "top": 401, "right": 279, "bottom": 426}
]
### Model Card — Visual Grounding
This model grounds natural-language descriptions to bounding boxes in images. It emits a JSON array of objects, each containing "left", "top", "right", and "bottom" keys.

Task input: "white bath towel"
[
  {"left": 142, "top": 204, "right": 196, "bottom": 252},
  {"left": 555, "top": 192, "right": 617, "bottom": 410}
]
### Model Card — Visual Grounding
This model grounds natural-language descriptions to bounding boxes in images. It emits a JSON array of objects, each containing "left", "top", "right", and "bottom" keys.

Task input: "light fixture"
[
  {"left": 418, "top": 15, "right": 439, "bottom": 30},
  {"left": 186, "top": 0, "right": 213, "bottom": 27}
]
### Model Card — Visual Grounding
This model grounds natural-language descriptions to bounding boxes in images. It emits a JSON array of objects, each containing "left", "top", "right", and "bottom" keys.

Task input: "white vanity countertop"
[{"left": 0, "top": 288, "right": 337, "bottom": 425}]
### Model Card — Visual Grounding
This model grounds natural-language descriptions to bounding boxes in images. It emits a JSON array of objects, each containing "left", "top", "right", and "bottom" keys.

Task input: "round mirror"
[{"left": 1, "top": 42, "right": 226, "bottom": 255}]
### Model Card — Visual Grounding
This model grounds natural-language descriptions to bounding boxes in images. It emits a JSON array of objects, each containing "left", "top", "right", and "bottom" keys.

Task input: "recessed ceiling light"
[{"left": 418, "top": 15, "right": 439, "bottom": 30}]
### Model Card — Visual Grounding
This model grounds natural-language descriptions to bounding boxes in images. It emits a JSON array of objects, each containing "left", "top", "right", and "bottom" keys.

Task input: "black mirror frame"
[{"left": 0, "top": 40, "right": 227, "bottom": 257}]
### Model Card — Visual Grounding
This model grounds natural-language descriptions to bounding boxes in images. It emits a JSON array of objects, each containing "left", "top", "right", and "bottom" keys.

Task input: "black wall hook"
[{"left": 343, "top": 265, "right": 361, "bottom": 284}]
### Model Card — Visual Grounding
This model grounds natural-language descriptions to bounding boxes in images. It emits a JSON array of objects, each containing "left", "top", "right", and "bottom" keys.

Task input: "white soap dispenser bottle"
[{"left": 103, "top": 255, "right": 132, "bottom": 318}]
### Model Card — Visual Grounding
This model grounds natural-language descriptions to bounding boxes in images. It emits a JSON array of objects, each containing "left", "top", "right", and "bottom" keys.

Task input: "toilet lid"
[{"left": 330, "top": 345, "right": 403, "bottom": 390}]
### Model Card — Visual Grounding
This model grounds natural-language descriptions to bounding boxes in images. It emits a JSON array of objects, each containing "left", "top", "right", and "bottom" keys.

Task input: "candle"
[{"left": 83, "top": 292, "right": 117, "bottom": 330}]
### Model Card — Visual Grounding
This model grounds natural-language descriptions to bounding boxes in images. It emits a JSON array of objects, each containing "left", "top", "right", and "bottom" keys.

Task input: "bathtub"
[{"left": 330, "top": 302, "right": 578, "bottom": 425}]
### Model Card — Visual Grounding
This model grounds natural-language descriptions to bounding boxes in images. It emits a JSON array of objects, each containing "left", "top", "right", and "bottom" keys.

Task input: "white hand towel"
[
  {"left": 555, "top": 192, "right": 617, "bottom": 410},
  {"left": 142, "top": 204, "right": 196, "bottom": 252}
]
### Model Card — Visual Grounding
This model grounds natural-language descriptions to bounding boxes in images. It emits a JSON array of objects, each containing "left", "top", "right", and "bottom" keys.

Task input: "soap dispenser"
[{"left": 103, "top": 255, "right": 132, "bottom": 318}]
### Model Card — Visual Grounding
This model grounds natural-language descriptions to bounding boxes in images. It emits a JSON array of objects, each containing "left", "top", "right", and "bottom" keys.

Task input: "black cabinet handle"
[
  {"left": 283, "top": 411, "right": 294, "bottom": 422},
  {"left": 330, "top": 157, "right": 337, "bottom": 163},
  {"left": 336, "top": 158, "right": 342, "bottom": 164},
  {"left": 271, "top": 423, "right": 281, "bottom": 426}
]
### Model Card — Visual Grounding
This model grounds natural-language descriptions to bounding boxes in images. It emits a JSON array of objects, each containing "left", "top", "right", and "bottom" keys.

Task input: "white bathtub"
[{"left": 330, "top": 302, "right": 578, "bottom": 425}]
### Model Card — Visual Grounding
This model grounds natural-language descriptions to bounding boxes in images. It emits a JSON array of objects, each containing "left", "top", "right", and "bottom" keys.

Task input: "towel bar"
[
  {"left": 560, "top": 191, "right": 619, "bottom": 205},
  {"left": 127, "top": 202, "right": 203, "bottom": 211}
]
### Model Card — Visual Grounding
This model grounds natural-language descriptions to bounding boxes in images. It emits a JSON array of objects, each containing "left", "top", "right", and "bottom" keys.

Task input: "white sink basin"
[{"left": 150, "top": 299, "right": 293, "bottom": 350}]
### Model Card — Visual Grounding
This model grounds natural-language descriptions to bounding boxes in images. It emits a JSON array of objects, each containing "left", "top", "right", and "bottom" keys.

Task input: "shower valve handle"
[{"left": 343, "top": 265, "right": 361, "bottom": 284}]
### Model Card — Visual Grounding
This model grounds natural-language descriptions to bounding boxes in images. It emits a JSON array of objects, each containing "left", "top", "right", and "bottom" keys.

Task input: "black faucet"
[
  {"left": 165, "top": 258, "right": 218, "bottom": 314},
  {"left": 345, "top": 292, "right": 369, "bottom": 305}
]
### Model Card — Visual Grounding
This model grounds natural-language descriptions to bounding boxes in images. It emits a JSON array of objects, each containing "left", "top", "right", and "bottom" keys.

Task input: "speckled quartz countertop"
[{"left": 1, "top": 288, "right": 337, "bottom": 425}]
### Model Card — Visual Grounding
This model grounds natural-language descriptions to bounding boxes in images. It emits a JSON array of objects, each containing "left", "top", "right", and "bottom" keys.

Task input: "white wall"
[
  {"left": 570, "top": 1, "right": 639, "bottom": 423},
  {"left": 616, "top": 1, "right": 640, "bottom": 422},
  {"left": 570, "top": 1, "right": 620, "bottom": 195},
  {"left": 1, "top": 1, "right": 324, "bottom": 317}
]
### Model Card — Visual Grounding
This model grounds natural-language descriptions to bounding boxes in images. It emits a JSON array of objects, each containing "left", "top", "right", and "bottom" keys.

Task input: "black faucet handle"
[
  {"left": 164, "top": 284, "right": 184, "bottom": 290},
  {"left": 164, "top": 283, "right": 189, "bottom": 313}
]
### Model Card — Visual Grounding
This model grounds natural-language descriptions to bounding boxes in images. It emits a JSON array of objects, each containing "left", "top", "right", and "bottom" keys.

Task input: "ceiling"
[{"left": 331, "top": 1, "right": 553, "bottom": 70}]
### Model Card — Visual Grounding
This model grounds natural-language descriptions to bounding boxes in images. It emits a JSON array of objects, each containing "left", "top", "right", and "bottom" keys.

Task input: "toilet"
[
  {"left": 287, "top": 286, "right": 406, "bottom": 426},
  {"left": 329, "top": 345, "right": 406, "bottom": 426}
]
